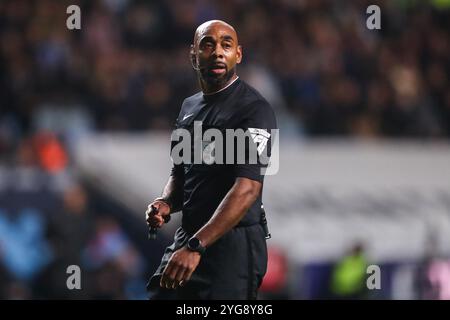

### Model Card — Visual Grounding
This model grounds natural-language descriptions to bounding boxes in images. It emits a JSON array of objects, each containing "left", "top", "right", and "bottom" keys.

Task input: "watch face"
[
  {"left": 188, "top": 237, "right": 205, "bottom": 254},
  {"left": 189, "top": 237, "right": 200, "bottom": 249}
]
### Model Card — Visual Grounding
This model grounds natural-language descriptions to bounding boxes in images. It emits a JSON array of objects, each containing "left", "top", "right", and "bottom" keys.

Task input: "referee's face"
[{"left": 192, "top": 22, "right": 242, "bottom": 87}]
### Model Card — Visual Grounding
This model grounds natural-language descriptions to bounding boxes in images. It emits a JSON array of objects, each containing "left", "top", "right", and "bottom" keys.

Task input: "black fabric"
[
  {"left": 147, "top": 78, "right": 277, "bottom": 299},
  {"left": 148, "top": 224, "right": 267, "bottom": 300}
]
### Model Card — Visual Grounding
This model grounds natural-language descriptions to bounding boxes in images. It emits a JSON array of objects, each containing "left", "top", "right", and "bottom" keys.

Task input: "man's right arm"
[
  {"left": 146, "top": 166, "right": 184, "bottom": 228},
  {"left": 147, "top": 108, "right": 185, "bottom": 228},
  {"left": 160, "top": 166, "right": 184, "bottom": 213}
]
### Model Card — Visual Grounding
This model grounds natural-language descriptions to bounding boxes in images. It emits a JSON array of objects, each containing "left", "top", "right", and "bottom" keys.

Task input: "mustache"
[
  {"left": 200, "top": 66, "right": 236, "bottom": 86},
  {"left": 198, "top": 62, "right": 227, "bottom": 71}
]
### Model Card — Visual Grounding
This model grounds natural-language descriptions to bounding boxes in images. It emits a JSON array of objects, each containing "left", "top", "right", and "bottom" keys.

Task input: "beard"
[{"left": 200, "top": 65, "right": 236, "bottom": 88}]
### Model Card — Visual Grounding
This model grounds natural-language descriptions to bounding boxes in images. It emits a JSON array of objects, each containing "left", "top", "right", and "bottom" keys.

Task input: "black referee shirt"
[{"left": 170, "top": 77, "right": 277, "bottom": 234}]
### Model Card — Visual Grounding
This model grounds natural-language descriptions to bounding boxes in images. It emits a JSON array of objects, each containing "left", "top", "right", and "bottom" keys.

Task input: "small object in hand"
[{"left": 148, "top": 204, "right": 171, "bottom": 240}]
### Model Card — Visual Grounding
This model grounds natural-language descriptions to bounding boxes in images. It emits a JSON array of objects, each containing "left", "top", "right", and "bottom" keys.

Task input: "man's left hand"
[{"left": 160, "top": 247, "right": 201, "bottom": 289}]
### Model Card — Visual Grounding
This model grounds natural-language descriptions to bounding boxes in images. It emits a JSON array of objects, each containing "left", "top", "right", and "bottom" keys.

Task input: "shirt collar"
[{"left": 203, "top": 76, "right": 240, "bottom": 96}]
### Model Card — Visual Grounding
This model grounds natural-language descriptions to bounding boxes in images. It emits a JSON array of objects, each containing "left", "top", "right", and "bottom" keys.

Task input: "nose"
[{"left": 212, "top": 43, "right": 224, "bottom": 58}]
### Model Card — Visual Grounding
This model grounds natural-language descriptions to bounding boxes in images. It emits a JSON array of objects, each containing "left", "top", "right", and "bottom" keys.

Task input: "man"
[{"left": 146, "top": 20, "right": 277, "bottom": 300}]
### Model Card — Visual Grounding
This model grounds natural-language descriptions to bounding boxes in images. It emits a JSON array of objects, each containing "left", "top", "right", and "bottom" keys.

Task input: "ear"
[
  {"left": 236, "top": 45, "right": 242, "bottom": 64},
  {"left": 190, "top": 44, "right": 197, "bottom": 67}
]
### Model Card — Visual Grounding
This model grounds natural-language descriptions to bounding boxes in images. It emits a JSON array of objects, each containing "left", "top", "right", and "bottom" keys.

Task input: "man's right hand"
[{"left": 146, "top": 200, "right": 171, "bottom": 229}]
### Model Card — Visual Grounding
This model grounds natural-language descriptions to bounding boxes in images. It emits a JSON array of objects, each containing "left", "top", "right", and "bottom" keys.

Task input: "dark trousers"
[{"left": 148, "top": 224, "right": 268, "bottom": 300}]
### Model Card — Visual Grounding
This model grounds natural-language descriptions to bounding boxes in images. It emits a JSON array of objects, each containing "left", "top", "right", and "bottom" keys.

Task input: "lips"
[{"left": 209, "top": 63, "right": 226, "bottom": 74}]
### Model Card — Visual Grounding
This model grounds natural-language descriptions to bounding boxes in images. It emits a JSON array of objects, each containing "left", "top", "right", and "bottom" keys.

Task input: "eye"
[
  {"left": 223, "top": 42, "right": 232, "bottom": 49},
  {"left": 203, "top": 42, "right": 213, "bottom": 49}
]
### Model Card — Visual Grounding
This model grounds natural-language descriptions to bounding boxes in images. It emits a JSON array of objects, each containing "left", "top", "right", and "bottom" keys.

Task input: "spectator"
[{"left": 330, "top": 242, "right": 369, "bottom": 299}]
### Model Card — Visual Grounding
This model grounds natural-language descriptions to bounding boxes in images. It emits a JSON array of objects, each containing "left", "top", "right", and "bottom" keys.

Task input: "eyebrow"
[
  {"left": 199, "top": 34, "right": 235, "bottom": 44},
  {"left": 221, "top": 35, "right": 234, "bottom": 42}
]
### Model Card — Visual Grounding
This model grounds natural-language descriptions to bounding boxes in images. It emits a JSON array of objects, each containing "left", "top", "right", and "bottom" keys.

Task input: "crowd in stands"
[
  {"left": 1, "top": 0, "right": 449, "bottom": 150},
  {"left": 1, "top": 0, "right": 449, "bottom": 299}
]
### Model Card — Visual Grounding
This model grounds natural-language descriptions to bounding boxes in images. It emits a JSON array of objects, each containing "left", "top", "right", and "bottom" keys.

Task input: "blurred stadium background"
[{"left": 1, "top": 0, "right": 450, "bottom": 299}]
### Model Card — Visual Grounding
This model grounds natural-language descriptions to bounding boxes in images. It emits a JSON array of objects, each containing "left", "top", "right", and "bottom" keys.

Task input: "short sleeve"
[{"left": 233, "top": 101, "right": 277, "bottom": 183}]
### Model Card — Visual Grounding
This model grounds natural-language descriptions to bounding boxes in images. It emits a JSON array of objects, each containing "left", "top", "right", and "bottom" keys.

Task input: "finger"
[
  {"left": 146, "top": 214, "right": 163, "bottom": 224},
  {"left": 172, "top": 267, "right": 187, "bottom": 289},
  {"left": 167, "top": 264, "right": 181, "bottom": 289},
  {"left": 146, "top": 205, "right": 160, "bottom": 216},
  {"left": 174, "top": 265, "right": 187, "bottom": 283},
  {"left": 160, "top": 277, "right": 172, "bottom": 289},
  {"left": 147, "top": 204, "right": 162, "bottom": 217},
  {"left": 146, "top": 211, "right": 163, "bottom": 221},
  {"left": 185, "top": 267, "right": 196, "bottom": 283},
  {"left": 162, "top": 278, "right": 172, "bottom": 289},
  {"left": 160, "top": 273, "right": 170, "bottom": 289},
  {"left": 146, "top": 218, "right": 163, "bottom": 229},
  {"left": 153, "top": 201, "right": 170, "bottom": 215},
  {"left": 161, "top": 261, "right": 179, "bottom": 290},
  {"left": 160, "top": 262, "right": 172, "bottom": 288}
]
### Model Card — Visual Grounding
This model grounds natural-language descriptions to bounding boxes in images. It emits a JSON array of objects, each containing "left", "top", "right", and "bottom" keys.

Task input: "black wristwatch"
[{"left": 187, "top": 237, "right": 206, "bottom": 255}]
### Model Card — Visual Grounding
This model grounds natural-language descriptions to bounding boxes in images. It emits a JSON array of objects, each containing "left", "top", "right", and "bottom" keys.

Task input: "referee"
[{"left": 146, "top": 20, "right": 277, "bottom": 300}]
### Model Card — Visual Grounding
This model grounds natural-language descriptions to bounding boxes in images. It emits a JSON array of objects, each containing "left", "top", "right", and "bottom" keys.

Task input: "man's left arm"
[
  {"left": 195, "top": 177, "right": 261, "bottom": 246},
  {"left": 160, "top": 100, "right": 276, "bottom": 289},
  {"left": 194, "top": 100, "right": 276, "bottom": 249},
  {"left": 159, "top": 177, "right": 261, "bottom": 289}
]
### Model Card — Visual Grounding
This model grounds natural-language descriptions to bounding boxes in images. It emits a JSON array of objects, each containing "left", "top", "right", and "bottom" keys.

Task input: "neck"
[{"left": 200, "top": 73, "right": 239, "bottom": 95}]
